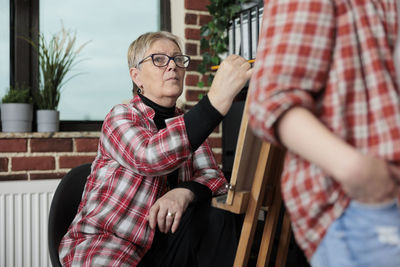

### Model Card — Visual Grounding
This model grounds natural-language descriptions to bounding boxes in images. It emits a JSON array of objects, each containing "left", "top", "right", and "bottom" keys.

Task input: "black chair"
[{"left": 48, "top": 163, "right": 91, "bottom": 267}]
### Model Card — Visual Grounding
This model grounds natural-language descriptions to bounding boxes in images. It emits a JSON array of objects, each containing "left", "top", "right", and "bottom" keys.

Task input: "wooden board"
[{"left": 212, "top": 94, "right": 263, "bottom": 212}]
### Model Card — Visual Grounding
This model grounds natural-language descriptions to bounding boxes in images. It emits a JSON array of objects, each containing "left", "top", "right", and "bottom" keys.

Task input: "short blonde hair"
[{"left": 127, "top": 31, "right": 183, "bottom": 69}]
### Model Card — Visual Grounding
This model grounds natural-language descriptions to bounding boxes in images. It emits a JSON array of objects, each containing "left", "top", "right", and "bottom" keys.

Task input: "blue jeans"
[{"left": 311, "top": 200, "right": 400, "bottom": 267}]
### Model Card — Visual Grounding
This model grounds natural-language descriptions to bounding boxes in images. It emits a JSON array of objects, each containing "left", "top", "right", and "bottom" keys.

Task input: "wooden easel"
[{"left": 212, "top": 93, "right": 291, "bottom": 267}]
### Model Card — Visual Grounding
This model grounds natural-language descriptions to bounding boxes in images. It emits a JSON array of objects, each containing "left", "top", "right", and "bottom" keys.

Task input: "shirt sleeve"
[
  {"left": 248, "top": 0, "right": 335, "bottom": 145},
  {"left": 183, "top": 95, "right": 224, "bottom": 152},
  {"left": 189, "top": 138, "right": 228, "bottom": 196},
  {"left": 176, "top": 181, "right": 212, "bottom": 204},
  {"left": 100, "top": 104, "right": 192, "bottom": 176}
]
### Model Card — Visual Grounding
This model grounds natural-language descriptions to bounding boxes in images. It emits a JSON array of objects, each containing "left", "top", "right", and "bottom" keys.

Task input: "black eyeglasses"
[{"left": 137, "top": 53, "right": 191, "bottom": 68}]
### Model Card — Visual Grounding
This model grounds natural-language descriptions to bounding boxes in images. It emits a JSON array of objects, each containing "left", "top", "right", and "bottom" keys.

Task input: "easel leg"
[
  {"left": 274, "top": 211, "right": 291, "bottom": 267},
  {"left": 256, "top": 185, "right": 282, "bottom": 267},
  {"left": 233, "top": 143, "right": 272, "bottom": 267}
]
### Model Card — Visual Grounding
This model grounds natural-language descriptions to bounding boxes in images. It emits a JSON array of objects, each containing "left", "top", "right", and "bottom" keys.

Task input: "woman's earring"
[{"left": 137, "top": 85, "right": 144, "bottom": 94}]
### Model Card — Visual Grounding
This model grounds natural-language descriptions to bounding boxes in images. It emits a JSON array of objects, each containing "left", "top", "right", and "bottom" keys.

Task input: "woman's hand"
[
  {"left": 147, "top": 188, "right": 195, "bottom": 233},
  {"left": 208, "top": 55, "right": 253, "bottom": 115},
  {"left": 338, "top": 154, "right": 399, "bottom": 204}
]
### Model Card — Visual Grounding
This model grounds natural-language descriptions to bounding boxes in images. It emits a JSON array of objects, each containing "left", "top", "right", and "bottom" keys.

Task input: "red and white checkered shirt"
[
  {"left": 248, "top": 0, "right": 400, "bottom": 259},
  {"left": 59, "top": 95, "right": 227, "bottom": 266}
]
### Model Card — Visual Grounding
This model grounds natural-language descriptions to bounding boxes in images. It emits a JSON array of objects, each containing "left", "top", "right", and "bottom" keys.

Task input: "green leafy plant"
[
  {"left": 25, "top": 26, "right": 89, "bottom": 110},
  {"left": 197, "top": 0, "right": 245, "bottom": 88},
  {"left": 1, "top": 85, "right": 32, "bottom": 103}
]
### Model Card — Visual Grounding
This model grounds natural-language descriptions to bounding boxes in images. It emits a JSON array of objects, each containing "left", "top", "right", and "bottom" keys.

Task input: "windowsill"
[{"left": 0, "top": 132, "right": 101, "bottom": 138}]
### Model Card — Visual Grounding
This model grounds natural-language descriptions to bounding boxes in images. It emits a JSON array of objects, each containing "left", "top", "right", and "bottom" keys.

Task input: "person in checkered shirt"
[
  {"left": 58, "top": 31, "right": 253, "bottom": 266},
  {"left": 248, "top": 0, "right": 400, "bottom": 266}
]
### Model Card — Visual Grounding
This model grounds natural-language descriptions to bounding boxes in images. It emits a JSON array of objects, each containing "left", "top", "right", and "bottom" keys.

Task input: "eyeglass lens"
[{"left": 152, "top": 54, "right": 190, "bottom": 68}]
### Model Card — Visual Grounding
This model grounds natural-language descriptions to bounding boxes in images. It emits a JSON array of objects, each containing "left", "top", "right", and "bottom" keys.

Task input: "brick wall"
[
  {"left": 183, "top": 0, "right": 211, "bottom": 106},
  {"left": 0, "top": 133, "right": 99, "bottom": 181},
  {"left": 183, "top": 0, "right": 223, "bottom": 165}
]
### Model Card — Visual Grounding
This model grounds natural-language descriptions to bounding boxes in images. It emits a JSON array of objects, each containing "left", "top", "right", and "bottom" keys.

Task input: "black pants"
[{"left": 138, "top": 202, "right": 242, "bottom": 267}]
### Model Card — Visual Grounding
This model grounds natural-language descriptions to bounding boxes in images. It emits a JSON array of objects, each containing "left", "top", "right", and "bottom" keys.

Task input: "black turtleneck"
[
  {"left": 139, "top": 94, "right": 224, "bottom": 203},
  {"left": 139, "top": 94, "right": 176, "bottom": 129}
]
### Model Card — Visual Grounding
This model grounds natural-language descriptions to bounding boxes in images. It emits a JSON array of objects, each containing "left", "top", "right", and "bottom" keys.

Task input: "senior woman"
[{"left": 59, "top": 31, "right": 252, "bottom": 267}]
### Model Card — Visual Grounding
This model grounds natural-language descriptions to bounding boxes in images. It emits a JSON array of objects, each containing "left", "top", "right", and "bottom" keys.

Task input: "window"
[
  {"left": 40, "top": 0, "right": 160, "bottom": 121},
  {"left": 0, "top": 0, "right": 9, "bottom": 98}
]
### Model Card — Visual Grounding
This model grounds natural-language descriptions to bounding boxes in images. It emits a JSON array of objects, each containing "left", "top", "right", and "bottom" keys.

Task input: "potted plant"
[
  {"left": 1, "top": 85, "right": 33, "bottom": 132},
  {"left": 27, "top": 26, "right": 88, "bottom": 132},
  {"left": 197, "top": 0, "right": 261, "bottom": 88},
  {"left": 197, "top": 0, "right": 245, "bottom": 88}
]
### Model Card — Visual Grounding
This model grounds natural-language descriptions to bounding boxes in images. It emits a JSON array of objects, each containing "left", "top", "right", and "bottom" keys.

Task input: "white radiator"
[{"left": 0, "top": 179, "right": 60, "bottom": 267}]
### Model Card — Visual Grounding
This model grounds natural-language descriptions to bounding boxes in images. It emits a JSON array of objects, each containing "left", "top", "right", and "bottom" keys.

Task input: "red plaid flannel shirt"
[
  {"left": 59, "top": 95, "right": 227, "bottom": 266},
  {"left": 249, "top": 0, "right": 400, "bottom": 259}
]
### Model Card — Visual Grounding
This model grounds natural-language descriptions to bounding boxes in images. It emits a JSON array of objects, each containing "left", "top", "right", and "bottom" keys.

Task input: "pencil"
[{"left": 211, "top": 59, "right": 255, "bottom": 71}]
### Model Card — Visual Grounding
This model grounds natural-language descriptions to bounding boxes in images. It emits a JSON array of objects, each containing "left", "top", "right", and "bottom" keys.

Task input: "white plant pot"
[
  {"left": 1, "top": 103, "right": 33, "bottom": 132},
  {"left": 36, "top": 110, "right": 60, "bottom": 132}
]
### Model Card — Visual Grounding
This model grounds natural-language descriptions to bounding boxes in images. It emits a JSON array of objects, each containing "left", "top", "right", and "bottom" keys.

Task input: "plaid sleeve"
[
  {"left": 190, "top": 139, "right": 228, "bottom": 196},
  {"left": 100, "top": 104, "right": 192, "bottom": 176},
  {"left": 248, "top": 0, "right": 335, "bottom": 145}
]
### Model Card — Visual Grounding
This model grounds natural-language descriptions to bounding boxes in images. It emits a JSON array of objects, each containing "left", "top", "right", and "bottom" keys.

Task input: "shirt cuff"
[{"left": 177, "top": 181, "right": 212, "bottom": 204}]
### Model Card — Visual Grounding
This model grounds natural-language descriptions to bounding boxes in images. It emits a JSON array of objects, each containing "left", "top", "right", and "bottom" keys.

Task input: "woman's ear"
[{"left": 130, "top": 67, "right": 142, "bottom": 89}]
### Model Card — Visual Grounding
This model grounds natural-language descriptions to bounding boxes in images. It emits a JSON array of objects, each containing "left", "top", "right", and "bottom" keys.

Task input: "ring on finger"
[{"left": 167, "top": 211, "right": 175, "bottom": 218}]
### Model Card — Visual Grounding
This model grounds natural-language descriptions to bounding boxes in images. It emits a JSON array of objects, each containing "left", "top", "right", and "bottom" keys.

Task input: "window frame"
[{"left": 9, "top": 0, "right": 170, "bottom": 131}]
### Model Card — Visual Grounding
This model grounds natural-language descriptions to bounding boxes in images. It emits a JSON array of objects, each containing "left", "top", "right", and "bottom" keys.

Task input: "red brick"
[
  {"left": 185, "top": 74, "right": 200, "bottom": 87},
  {"left": 186, "top": 59, "right": 202, "bottom": 72},
  {"left": 31, "top": 138, "right": 72, "bottom": 152},
  {"left": 0, "top": 139, "right": 27, "bottom": 152},
  {"left": 185, "top": 13, "right": 198, "bottom": 25},
  {"left": 186, "top": 90, "right": 207, "bottom": 102},
  {"left": 185, "top": 43, "right": 198, "bottom": 56},
  {"left": 200, "top": 46, "right": 211, "bottom": 55},
  {"left": 0, "top": 158, "right": 8, "bottom": 172},
  {"left": 59, "top": 156, "right": 95, "bottom": 169},
  {"left": 185, "top": 0, "right": 210, "bottom": 11},
  {"left": 0, "top": 174, "right": 28, "bottom": 181},
  {"left": 179, "top": 103, "right": 190, "bottom": 111},
  {"left": 199, "top": 15, "right": 212, "bottom": 26},
  {"left": 208, "top": 137, "right": 222, "bottom": 148},
  {"left": 185, "top": 103, "right": 195, "bottom": 109},
  {"left": 201, "top": 74, "right": 213, "bottom": 86},
  {"left": 75, "top": 138, "right": 99, "bottom": 152},
  {"left": 213, "top": 124, "right": 221, "bottom": 134},
  {"left": 30, "top": 172, "right": 67, "bottom": 180},
  {"left": 185, "top": 28, "right": 201, "bottom": 40},
  {"left": 12, "top": 156, "right": 55, "bottom": 171},
  {"left": 213, "top": 152, "right": 222, "bottom": 165}
]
